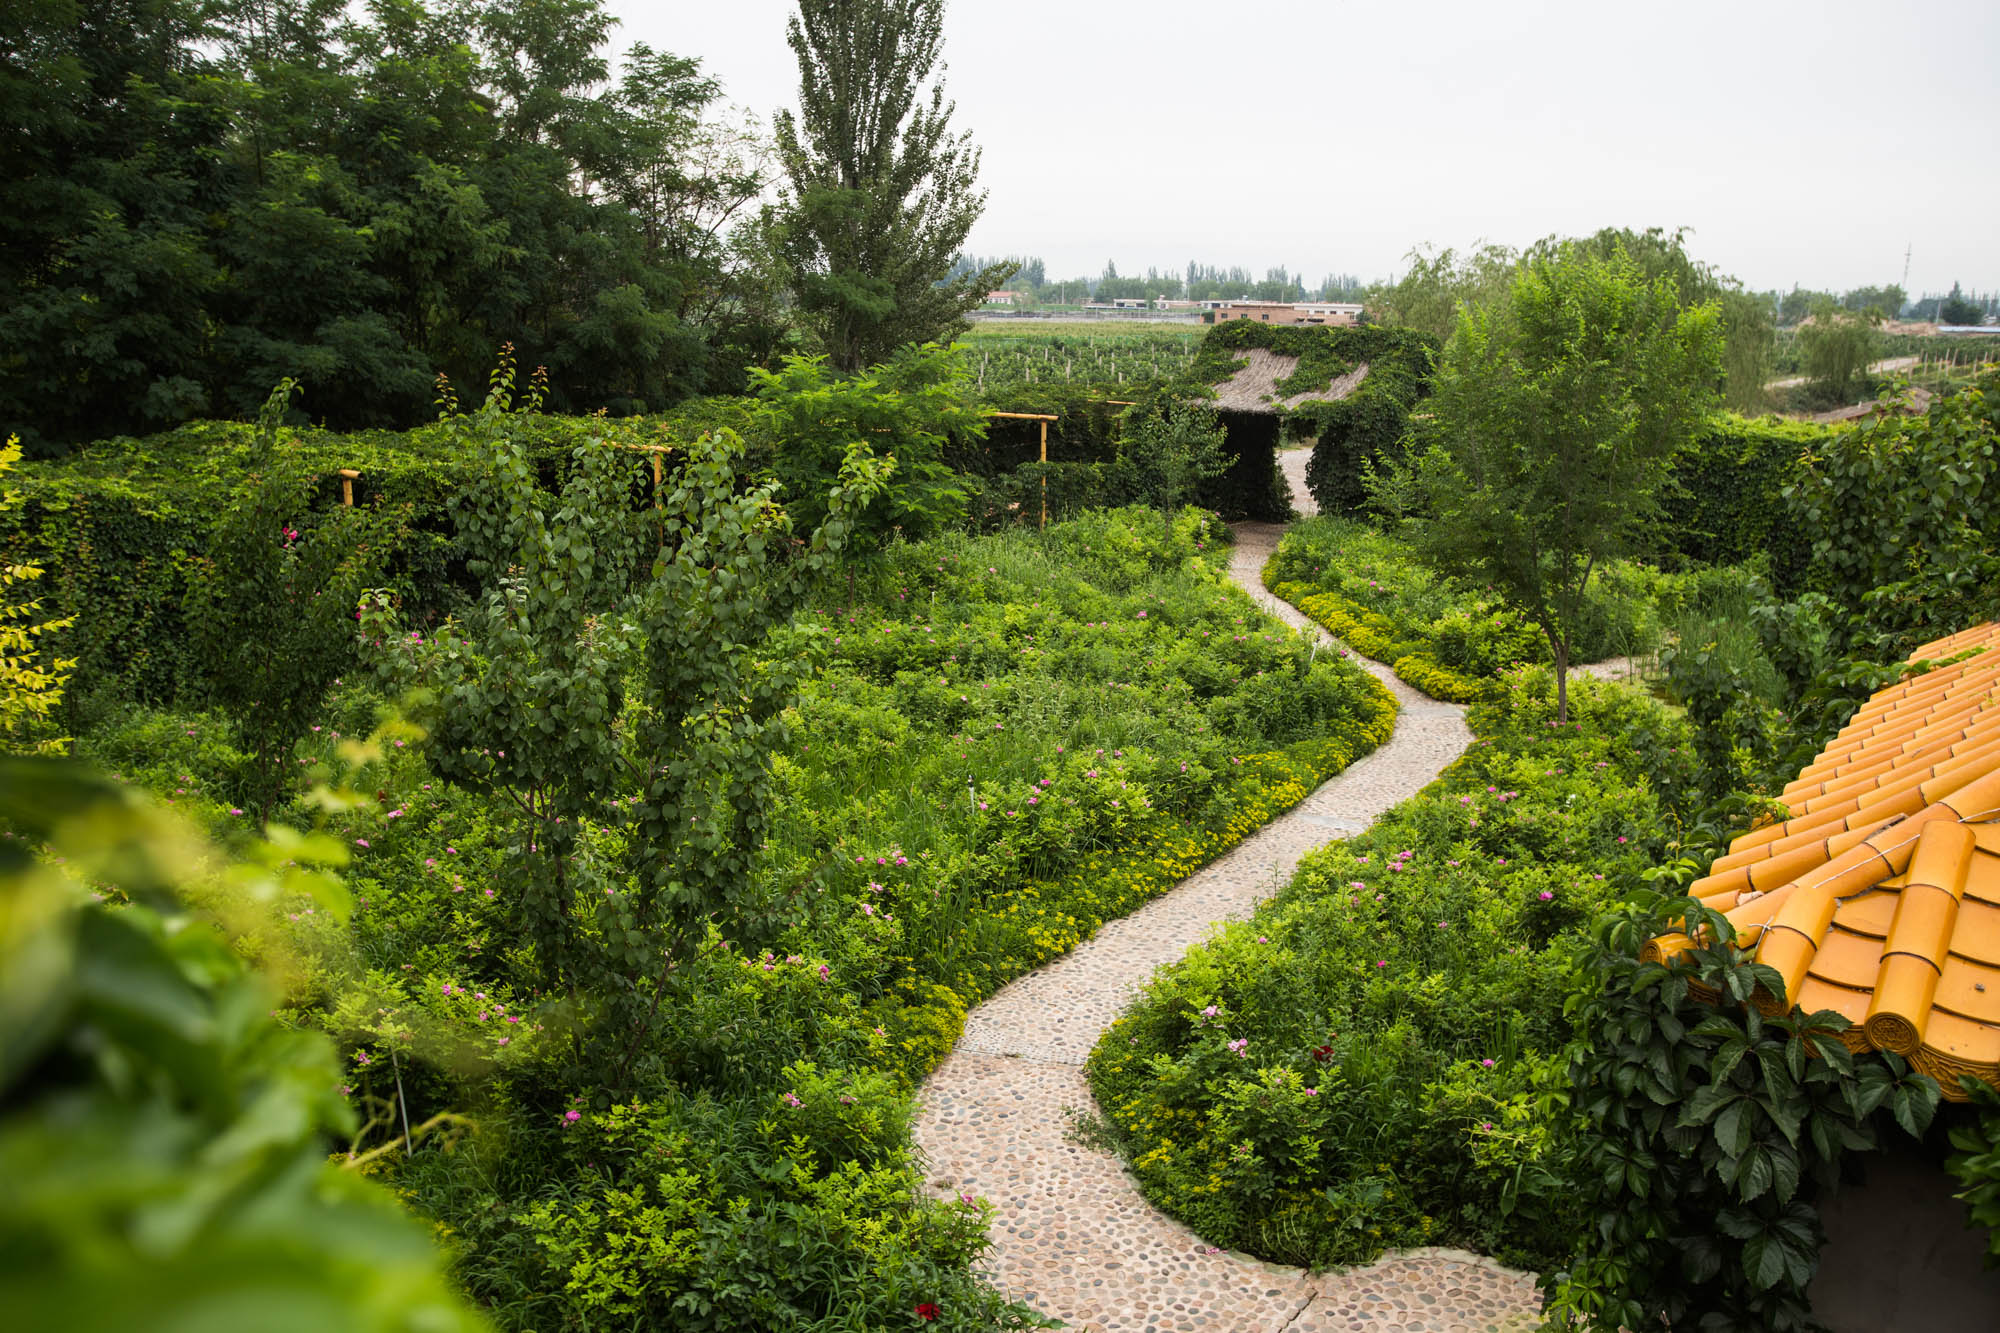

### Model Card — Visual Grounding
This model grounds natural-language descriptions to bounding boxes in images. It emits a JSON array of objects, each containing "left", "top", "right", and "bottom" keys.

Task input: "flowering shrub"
[{"left": 1086, "top": 666, "right": 1696, "bottom": 1271}]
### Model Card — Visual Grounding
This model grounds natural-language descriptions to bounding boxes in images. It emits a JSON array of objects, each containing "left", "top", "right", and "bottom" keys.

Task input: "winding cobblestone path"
[{"left": 910, "top": 454, "right": 1543, "bottom": 1330}]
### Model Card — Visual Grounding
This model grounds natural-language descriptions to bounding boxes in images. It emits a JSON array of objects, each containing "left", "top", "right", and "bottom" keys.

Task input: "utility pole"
[{"left": 1902, "top": 242, "right": 1912, "bottom": 295}]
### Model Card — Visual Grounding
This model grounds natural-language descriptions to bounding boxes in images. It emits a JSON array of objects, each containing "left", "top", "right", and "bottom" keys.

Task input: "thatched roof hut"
[{"left": 1210, "top": 347, "right": 1371, "bottom": 414}]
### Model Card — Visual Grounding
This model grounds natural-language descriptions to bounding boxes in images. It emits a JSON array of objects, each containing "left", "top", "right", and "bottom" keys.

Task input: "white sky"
[{"left": 609, "top": 0, "right": 1999, "bottom": 294}]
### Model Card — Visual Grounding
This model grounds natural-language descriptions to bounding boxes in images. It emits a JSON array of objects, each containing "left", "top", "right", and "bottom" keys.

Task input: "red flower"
[{"left": 915, "top": 1303, "right": 940, "bottom": 1321}]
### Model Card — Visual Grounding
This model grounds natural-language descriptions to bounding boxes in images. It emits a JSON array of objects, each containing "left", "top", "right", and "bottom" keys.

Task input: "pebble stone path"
[{"left": 911, "top": 450, "right": 1544, "bottom": 1331}]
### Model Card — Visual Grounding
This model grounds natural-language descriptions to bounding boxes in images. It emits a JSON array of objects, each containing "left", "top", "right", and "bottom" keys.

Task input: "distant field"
[{"left": 959, "top": 322, "right": 1204, "bottom": 388}]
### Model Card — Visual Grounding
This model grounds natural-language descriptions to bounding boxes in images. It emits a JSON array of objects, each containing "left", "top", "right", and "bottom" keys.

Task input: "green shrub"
[
  {"left": 75, "top": 503, "right": 1396, "bottom": 1328},
  {"left": 1086, "top": 668, "right": 1697, "bottom": 1273},
  {"left": 0, "top": 760, "right": 485, "bottom": 1332}
]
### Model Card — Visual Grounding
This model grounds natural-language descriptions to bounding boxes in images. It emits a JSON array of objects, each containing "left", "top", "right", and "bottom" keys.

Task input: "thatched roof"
[
  {"left": 1211, "top": 348, "right": 1371, "bottom": 414},
  {"left": 1809, "top": 385, "right": 1933, "bottom": 426}
]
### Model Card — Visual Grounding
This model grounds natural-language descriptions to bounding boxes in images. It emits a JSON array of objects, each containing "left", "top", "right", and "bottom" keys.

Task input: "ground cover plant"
[
  {"left": 1262, "top": 517, "right": 1667, "bottom": 703},
  {"left": 1085, "top": 666, "right": 1698, "bottom": 1272},
  {"left": 59, "top": 460, "right": 1393, "bottom": 1329}
]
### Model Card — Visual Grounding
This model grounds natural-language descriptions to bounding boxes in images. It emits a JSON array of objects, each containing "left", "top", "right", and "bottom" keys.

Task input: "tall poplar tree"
[{"left": 774, "top": 0, "right": 1010, "bottom": 372}]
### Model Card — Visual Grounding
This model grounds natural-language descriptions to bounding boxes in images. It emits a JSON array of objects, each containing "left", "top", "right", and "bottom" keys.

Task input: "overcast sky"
[{"left": 610, "top": 0, "right": 1998, "bottom": 295}]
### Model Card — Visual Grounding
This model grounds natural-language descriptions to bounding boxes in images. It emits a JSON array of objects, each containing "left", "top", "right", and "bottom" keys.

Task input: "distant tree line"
[
  {"left": 951, "top": 255, "right": 1366, "bottom": 305},
  {"left": 1762, "top": 280, "right": 1995, "bottom": 326}
]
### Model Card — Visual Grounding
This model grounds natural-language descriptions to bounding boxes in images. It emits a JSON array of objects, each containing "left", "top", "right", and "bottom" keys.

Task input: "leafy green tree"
[
  {"left": 1128, "top": 401, "right": 1230, "bottom": 540},
  {"left": 750, "top": 341, "right": 984, "bottom": 546},
  {"left": 365, "top": 357, "right": 892, "bottom": 1084},
  {"left": 185, "top": 381, "right": 407, "bottom": 815},
  {"left": 1411, "top": 242, "right": 1722, "bottom": 722},
  {"left": 1556, "top": 228, "right": 1772, "bottom": 413},
  {"left": 1842, "top": 284, "right": 1906, "bottom": 319},
  {"left": 1365, "top": 243, "right": 1521, "bottom": 339},
  {"left": 0, "top": 0, "right": 784, "bottom": 451},
  {"left": 1941, "top": 283, "right": 1985, "bottom": 326},
  {"left": 774, "top": 0, "right": 1011, "bottom": 372},
  {"left": 1777, "top": 286, "right": 1831, "bottom": 327},
  {"left": 0, "top": 758, "right": 486, "bottom": 1331},
  {"left": 362, "top": 353, "right": 647, "bottom": 995},
  {"left": 1797, "top": 299, "right": 1879, "bottom": 402}
]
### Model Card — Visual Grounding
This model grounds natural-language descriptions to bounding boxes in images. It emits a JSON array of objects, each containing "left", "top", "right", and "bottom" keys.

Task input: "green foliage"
[
  {"left": 149, "top": 504, "right": 1396, "bottom": 1328},
  {"left": 1544, "top": 896, "right": 1941, "bottom": 1332},
  {"left": 1265, "top": 518, "right": 1666, "bottom": 699},
  {"left": 1365, "top": 243, "right": 1522, "bottom": 339},
  {"left": 1797, "top": 302, "right": 1881, "bottom": 403},
  {"left": 1086, "top": 668, "right": 1697, "bottom": 1272},
  {"left": 365, "top": 368, "right": 892, "bottom": 1086},
  {"left": 1410, "top": 240, "right": 1723, "bottom": 720},
  {"left": 0, "top": 758, "right": 486, "bottom": 1332},
  {"left": 751, "top": 342, "right": 985, "bottom": 545},
  {"left": 0, "top": 435, "right": 74, "bottom": 752},
  {"left": 0, "top": 0, "right": 779, "bottom": 452},
  {"left": 774, "top": 0, "right": 1008, "bottom": 372},
  {"left": 1786, "top": 370, "right": 2000, "bottom": 656},
  {"left": 1945, "top": 1079, "right": 2000, "bottom": 1266},
  {"left": 185, "top": 381, "right": 408, "bottom": 813},
  {"left": 1128, "top": 402, "right": 1231, "bottom": 541}
]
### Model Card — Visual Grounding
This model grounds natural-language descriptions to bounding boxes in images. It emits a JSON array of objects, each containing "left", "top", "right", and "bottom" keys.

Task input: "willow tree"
[
  {"left": 1412, "top": 242, "right": 1723, "bottom": 723},
  {"left": 774, "top": 0, "right": 1010, "bottom": 372}
]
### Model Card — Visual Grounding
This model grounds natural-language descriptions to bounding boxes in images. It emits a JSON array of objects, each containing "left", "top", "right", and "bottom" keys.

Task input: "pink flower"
[
  {"left": 355, "top": 838, "right": 370, "bottom": 848},
  {"left": 564, "top": 1110, "right": 581, "bottom": 1123},
  {"left": 1481, "top": 1058, "right": 1495, "bottom": 1068}
]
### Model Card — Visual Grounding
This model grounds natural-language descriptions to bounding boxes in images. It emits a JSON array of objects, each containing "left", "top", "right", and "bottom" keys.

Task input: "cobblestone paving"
[{"left": 911, "top": 461, "right": 1543, "bottom": 1331}]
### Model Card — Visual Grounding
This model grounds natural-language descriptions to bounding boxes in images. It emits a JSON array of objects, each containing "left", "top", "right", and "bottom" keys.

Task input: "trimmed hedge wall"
[{"left": 1659, "top": 414, "right": 1834, "bottom": 589}]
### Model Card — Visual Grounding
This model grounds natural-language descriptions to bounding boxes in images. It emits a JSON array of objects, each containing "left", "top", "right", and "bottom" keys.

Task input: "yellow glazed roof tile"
[{"left": 1646, "top": 625, "right": 2000, "bottom": 1099}]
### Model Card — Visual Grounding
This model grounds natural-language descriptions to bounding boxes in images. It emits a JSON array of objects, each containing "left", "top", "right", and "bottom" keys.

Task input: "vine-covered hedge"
[
  {"left": 1, "top": 409, "right": 724, "bottom": 706},
  {"left": 971, "top": 380, "right": 1289, "bottom": 522},
  {"left": 1186, "top": 322, "right": 1442, "bottom": 517},
  {"left": 1660, "top": 414, "right": 1830, "bottom": 585}
]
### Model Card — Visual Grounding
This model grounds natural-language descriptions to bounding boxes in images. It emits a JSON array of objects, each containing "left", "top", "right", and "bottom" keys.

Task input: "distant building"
[
  {"left": 985, "top": 290, "right": 1023, "bottom": 306},
  {"left": 1204, "top": 302, "right": 1363, "bottom": 327},
  {"left": 1111, "top": 297, "right": 1149, "bottom": 309}
]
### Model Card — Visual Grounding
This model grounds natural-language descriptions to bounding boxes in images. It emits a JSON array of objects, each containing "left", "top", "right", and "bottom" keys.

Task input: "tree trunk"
[{"left": 1553, "top": 638, "right": 1570, "bottom": 725}]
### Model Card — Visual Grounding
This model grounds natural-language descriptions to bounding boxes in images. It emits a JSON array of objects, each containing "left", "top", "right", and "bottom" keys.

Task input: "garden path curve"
[{"left": 910, "top": 455, "right": 1543, "bottom": 1331}]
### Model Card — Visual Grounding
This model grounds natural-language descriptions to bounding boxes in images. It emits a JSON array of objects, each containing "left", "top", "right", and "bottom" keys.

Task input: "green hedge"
[
  {"left": 3, "top": 407, "right": 737, "bottom": 705},
  {"left": 1660, "top": 413, "right": 1831, "bottom": 586},
  {"left": 970, "top": 379, "right": 1289, "bottom": 521}
]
